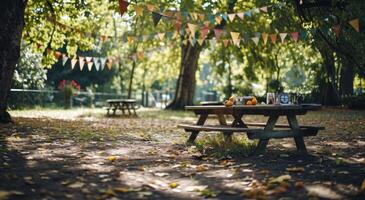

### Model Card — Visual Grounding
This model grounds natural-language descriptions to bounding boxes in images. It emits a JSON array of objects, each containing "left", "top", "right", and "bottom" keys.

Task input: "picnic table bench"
[
  {"left": 106, "top": 99, "right": 139, "bottom": 116},
  {"left": 178, "top": 104, "right": 324, "bottom": 154}
]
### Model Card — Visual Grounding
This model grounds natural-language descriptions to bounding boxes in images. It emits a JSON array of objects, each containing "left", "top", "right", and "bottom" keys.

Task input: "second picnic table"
[
  {"left": 178, "top": 104, "right": 324, "bottom": 153},
  {"left": 106, "top": 99, "right": 139, "bottom": 116}
]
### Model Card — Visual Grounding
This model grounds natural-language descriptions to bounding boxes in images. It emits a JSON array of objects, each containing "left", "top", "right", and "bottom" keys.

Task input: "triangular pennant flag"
[
  {"left": 79, "top": 56, "right": 85, "bottom": 71},
  {"left": 127, "top": 36, "right": 134, "bottom": 43},
  {"left": 106, "top": 58, "right": 113, "bottom": 70},
  {"left": 207, "top": 14, "right": 215, "bottom": 24},
  {"left": 147, "top": 4, "right": 155, "bottom": 12},
  {"left": 228, "top": 14, "right": 236, "bottom": 22},
  {"left": 200, "top": 27, "right": 209, "bottom": 39},
  {"left": 279, "top": 33, "right": 287, "bottom": 43},
  {"left": 135, "top": 5, "right": 143, "bottom": 17},
  {"left": 245, "top": 11, "right": 252, "bottom": 17},
  {"left": 157, "top": 33, "right": 165, "bottom": 40},
  {"left": 253, "top": 8, "right": 260, "bottom": 14},
  {"left": 300, "top": 31, "right": 307, "bottom": 40},
  {"left": 62, "top": 54, "right": 68, "bottom": 66},
  {"left": 237, "top": 13, "right": 244, "bottom": 20},
  {"left": 71, "top": 58, "right": 77, "bottom": 69},
  {"left": 197, "top": 38, "right": 205, "bottom": 46},
  {"left": 203, "top": 21, "right": 210, "bottom": 28},
  {"left": 87, "top": 61, "right": 93, "bottom": 71},
  {"left": 260, "top": 6, "right": 268, "bottom": 13},
  {"left": 118, "top": 0, "right": 129, "bottom": 17},
  {"left": 262, "top": 33, "right": 269, "bottom": 45},
  {"left": 348, "top": 19, "right": 359, "bottom": 32},
  {"left": 100, "top": 35, "right": 108, "bottom": 42},
  {"left": 291, "top": 32, "right": 299, "bottom": 42},
  {"left": 187, "top": 23, "right": 199, "bottom": 36},
  {"left": 152, "top": 12, "right": 162, "bottom": 26},
  {"left": 100, "top": 58, "right": 107, "bottom": 70},
  {"left": 93, "top": 58, "right": 100, "bottom": 71},
  {"left": 215, "top": 16, "right": 222, "bottom": 24},
  {"left": 85, "top": 57, "right": 92, "bottom": 62},
  {"left": 221, "top": 14, "right": 228, "bottom": 22},
  {"left": 54, "top": 51, "right": 62, "bottom": 59},
  {"left": 251, "top": 37, "right": 259, "bottom": 45},
  {"left": 185, "top": 27, "right": 191, "bottom": 35},
  {"left": 174, "top": 20, "right": 182, "bottom": 32},
  {"left": 137, "top": 52, "right": 144, "bottom": 60},
  {"left": 332, "top": 25, "right": 341, "bottom": 37},
  {"left": 223, "top": 39, "right": 230, "bottom": 47},
  {"left": 214, "top": 29, "right": 223, "bottom": 40},
  {"left": 198, "top": 14, "right": 205, "bottom": 21},
  {"left": 270, "top": 33, "right": 277, "bottom": 43},
  {"left": 230, "top": 32, "right": 240, "bottom": 46},
  {"left": 189, "top": 12, "right": 198, "bottom": 20}
]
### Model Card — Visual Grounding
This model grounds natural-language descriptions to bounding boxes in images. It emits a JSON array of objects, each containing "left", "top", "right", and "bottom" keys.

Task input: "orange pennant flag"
[
  {"left": 348, "top": 19, "right": 360, "bottom": 32},
  {"left": 215, "top": 16, "right": 222, "bottom": 24},
  {"left": 279, "top": 33, "right": 287, "bottom": 43},
  {"left": 118, "top": 0, "right": 129, "bottom": 17},
  {"left": 228, "top": 14, "right": 236, "bottom": 22},
  {"left": 332, "top": 25, "right": 341, "bottom": 37},
  {"left": 291, "top": 32, "right": 299, "bottom": 42},
  {"left": 106, "top": 58, "right": 113, "bottom": 70},
  {"left": 54, "top": 51, "right": 62, "bottom": 59},
  {"left": 198, "top": 14, "right": 205, "bottom": 21},
  {"left": 270, "top": 34, "right": 277, "bottom": 43},
  {"left": 223, "top": 39, "right": 230, "bottom": 47},
  {"left": 147, "top": 4, "right": 155, "bottom": 12},
  {"left": 100, "top": 35, "right": 108, "bottom": 42},
  {"left": 262, "top": 33, "right": 269, "bottom": 45}
]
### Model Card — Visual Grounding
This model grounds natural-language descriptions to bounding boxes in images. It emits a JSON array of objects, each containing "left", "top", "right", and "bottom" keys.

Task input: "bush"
[{"left": 343, "top": 95, "right": 365, "bottom": 109}]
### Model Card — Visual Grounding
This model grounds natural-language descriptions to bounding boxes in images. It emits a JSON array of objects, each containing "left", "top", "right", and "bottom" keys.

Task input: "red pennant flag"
[
  {"left": 118, "top": 0, "right": 129, "bottom": 17},
  {"left": 54, "top": 51, "right": 62, "bottom": 59},
  {"left": 214, "top": 29, "right": 223, "bottom": 40},
  {"left": 174, "top": 20, "right": 182, "bottom": 32},
  {"left": 223, "top": 39, "right": 230, "bottom": 47},
  {"left": 270, "top": 34, "right": 277, "bottom": 43},
  {"left": 348, "top": 19, "right": 359, "bottom": 32},
  {"left": 237, "top": 13, "right": 244, "bottom": 20},
  {"left": 332, "top": 25, "right": 341, "bottom": 37},
  {"left": 291, "top": 32, "right": 299, "bottom": 42},
  {"left": 201, "top": 27, "right": 209, "bottom": 39}
]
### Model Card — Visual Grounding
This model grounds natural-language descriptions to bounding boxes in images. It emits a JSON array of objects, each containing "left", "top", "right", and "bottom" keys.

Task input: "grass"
[{"left": 195, "top": 134, "right": 258, "bottom": 158}]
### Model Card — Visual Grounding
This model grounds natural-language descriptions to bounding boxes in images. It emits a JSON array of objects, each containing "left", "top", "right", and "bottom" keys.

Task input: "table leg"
[
  {"left": 256, "top": 115, "right": 279, "bottom": 153},
  {"left": 187, "top": 114, "right": 208, "bottom": 144},
  {"left": 232, "top": 113, "right": 246, "bottom": 127},
  {"left": 287, "top": 115, "right": 307, "bottom": 153},
  {"left": 217, "top": 114, "right": 233, "bottom": 142}
]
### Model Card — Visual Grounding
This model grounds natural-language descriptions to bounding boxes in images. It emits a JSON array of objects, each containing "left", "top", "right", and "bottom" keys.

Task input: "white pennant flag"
[
  {"left": 93, "top": 57, "right": 100, "bottom": 71},
  {"left": 100, "top": 58, "right": 107, "bottom": 70},
  {"left": 71, "top": 58, "right": 78, "bottom": 69},
  {"left": 87, "top": 62, "right": 93, "bottom": 71},
  {"left": 86, "top": 57, "right": 92, "bottom": 62},
  {"left": 279, "top": 33, "right": 287, "bottom": 43},
  {"left": 79, "top": 56, "right": 85, "bottom": 71},
  {"left": 251, "top": 37, "right": 260, "bottom": 45},
  {"left": 62, "top": 54, "right": 69, "bottom": 66}
]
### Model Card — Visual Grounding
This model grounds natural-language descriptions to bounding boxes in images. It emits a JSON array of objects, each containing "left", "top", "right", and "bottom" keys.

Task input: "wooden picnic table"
[
  {"left": 106, "top": 99, "right": 139, "bottom": 116},
  {"left": 178, "top": 104, "right": 324, "bottom": 154}
]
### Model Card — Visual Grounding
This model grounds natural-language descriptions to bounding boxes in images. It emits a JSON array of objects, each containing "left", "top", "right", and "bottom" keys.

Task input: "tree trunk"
[
  {"left": 0, "top": 0, "right": 27, "bottom": 123},
  {"left": 339, "top": 58, "right": 354, "bottom": 97},
  {"left": 127, "top": 60, "right": 136, "bottom": 99},
  {"left": 166, "top": 42, "right": 202, "bottom": 110}
]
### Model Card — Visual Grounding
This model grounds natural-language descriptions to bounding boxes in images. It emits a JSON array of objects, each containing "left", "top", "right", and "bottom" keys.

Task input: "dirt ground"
[{"left": 0, "top": 108, "right": 364, "bottom": 200}]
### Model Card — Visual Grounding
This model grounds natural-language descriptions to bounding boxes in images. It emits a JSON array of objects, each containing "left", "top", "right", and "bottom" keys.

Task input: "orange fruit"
[
  {"left": 252, "top": 98, "right": 257, "bottom": 105},
  {"left": 229, "top": 96, "right": 236, "bottom": 102},
  {"left": 225, "top": 100, "right": 234, "bottom": 107},
  {"left": 246, "top": 100, "right": 253, "bottom": 105}
]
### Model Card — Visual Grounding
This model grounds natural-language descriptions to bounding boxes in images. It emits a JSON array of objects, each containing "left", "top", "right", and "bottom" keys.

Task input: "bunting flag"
[
  {"left": 214, "top": 29, "right": 223, "bottom": 40},
  {"left": 101, "top": 35, "right": 108, "bottom": 42},
  {"left": 198, "top": 14, "right": 205, "bottom": 21},
  {"left": 62, "top": 54, "right": 68, "bottom": 66},
  {"left": 54, "top": 51, "right": 62, "bottom": 59},
  {"left": 221, "top": 14, "right": 228, "bottom": 21},
  {"left": 215, "top": 16, "right": 223, "bottom": 24},
  {"left": 174, "top": 20, "right": 182, "bottom": 32},
  {"left": 251, "top": 37, "right": 260, "bottom": 45},
  {"left": 332, "top": 25, "right": 341, "bottom": 37},
  {"left": 279, "top": 33, "right": 287, "bottom": 43},
  {"left": 71, "top": 58, "right": 78, "bottom": 69},
  {"left": 237, "top": 13, "right": 244, "bottom": 20},
  {"left": 152, "top": 12, "right": 162, "bottom": 26},
  {"left": 100, "top": 58, "right": 107, "bottom": 70},
  {"left": 228, "top": 14, "right": 236, "bottom": 22},
  {"left": 135, "top": 5, "right": 143, "bottom": 17},
  {"left": 106, "top": 59, "right": 113, "bottom": 70},
  {"left": 203, "top": 21, "right": 210, "bottom": 28},
  {"left": 260, "top": 6, "right": 268, "bottom": 13},
  {"left": 187, "top": 23, "right": 199, "bottom": 36},
  {"left": 200, "top": 27, "right": 209, "bottom": 39},
  {"left": 127, "top": 36, "right": 134, "bottom": 43},
  {"left": 87, "top": 61, "right": 93, "bottom": 71},
  {"left": 94, "top": 58, "right": 100, "bottom": 71},
  {"left": 86, "top": 57, "right": 92, "bottom": 62},
  {"left": 118, "top": 0, "right": 129, "bottom": 17},
  {"left": 291, "top": 32, "right": 299, "bottom": 42},
  {"left": 157, "top": 33, "right": 165, "bottom": 40},
  {"left": 348, "top": 19, "right": 359, "bottom": 32},
  {"left": 245, "top": 11, "right": 252, "bottom": 17},
  {"left": 79, "top": 57, "right": 85, "bottom": 71},
  {"left": 262, "top": 33, "right": 269, "bottom": 45},
  {"left": 230, "top": 32, "right": 240, "bottom": 46},
  {"left": 270, "top": 33, "right": 277, "bottom": 43},
  {"left": 197, "top": 38, "right": 205, "bottom": 46},
  {"left": 223, "top": 39, "right": 230, "bottom": 47},
  {"left": 137, "top": 52, "right": 144, "bottom": 60}
]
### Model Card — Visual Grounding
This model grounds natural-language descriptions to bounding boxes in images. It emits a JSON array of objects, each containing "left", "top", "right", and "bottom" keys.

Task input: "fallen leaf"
[
  {"left": 114, "top": 187, "right": 130, "bottom": 193},
  {"left": 295, "top": 181, "right": 304, "bottom": 189},
  {"left": 286, "top": 167, "right": 305, "bottom": 173},
  {"left": 196, "top": 164, "right": 207, "bottom": 172},
  {"left": 361, "top": 179, "right": 365, "bottom": 191},
  {"left": 170, "top": 182, "right": 179, "bottom": 189},
  {"left": 107, "top": 156, "right": 117, "bottom": 162},
  {"left": 269, "top": 175, "right": 291, "bottom": 184},
  {"left": 68, "top": 182, "right": 84, "bottom": 188},
  {"left": 105, "top": 188, "right": 117, "bottom": 196}
]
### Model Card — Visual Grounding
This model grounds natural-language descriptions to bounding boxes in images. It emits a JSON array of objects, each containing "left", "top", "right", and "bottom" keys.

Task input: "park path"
[{"left": 0, "top": 108, "right": 364, "bottom": 199}]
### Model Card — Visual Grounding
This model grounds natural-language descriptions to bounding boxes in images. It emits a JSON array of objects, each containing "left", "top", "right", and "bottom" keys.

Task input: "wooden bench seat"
[
  {"left": 244, "top": 122, "right": 324, "bottom": 130},
  {"left": 178, "top": 124, "right": 250, "bottom": 132},
  {"left": 247, "top": 127, "right": 321, "bottom": 140}
]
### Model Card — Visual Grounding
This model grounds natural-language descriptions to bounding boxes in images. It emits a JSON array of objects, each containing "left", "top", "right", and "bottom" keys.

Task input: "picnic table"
[
  {"left": 106, "top": 99, "right": 139, "bottom": 116},
  {"left": 178, "top": 104, "right": 324, "bottom": 153}
]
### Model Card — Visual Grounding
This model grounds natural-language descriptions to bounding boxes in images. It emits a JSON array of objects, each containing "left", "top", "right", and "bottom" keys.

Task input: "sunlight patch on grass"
[{"left": 195, "top": 135, "right": 257, "bottom": 158}]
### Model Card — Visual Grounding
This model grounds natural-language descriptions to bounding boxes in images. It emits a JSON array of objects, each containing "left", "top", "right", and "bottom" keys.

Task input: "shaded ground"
[{"left": 0, "top": 108, "right": 364, "bottom": 199}]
